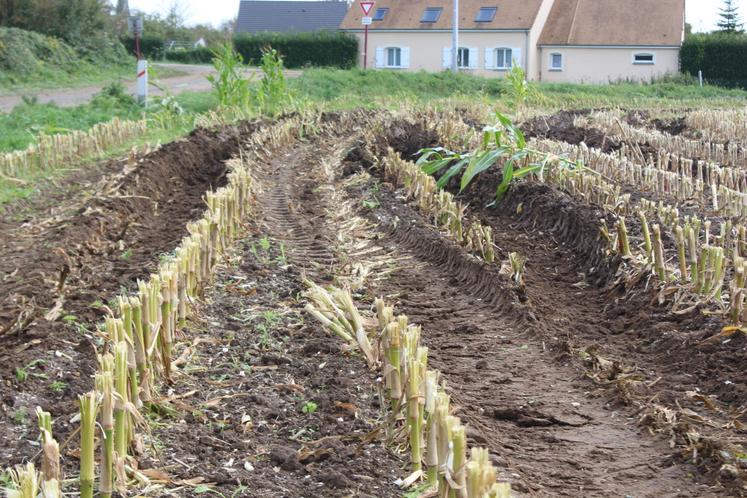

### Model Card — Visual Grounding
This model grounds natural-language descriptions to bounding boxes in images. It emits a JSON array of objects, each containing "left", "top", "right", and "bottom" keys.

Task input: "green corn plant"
[
  {"left": 256, "top": 48, "right": 292, "bottom": 116},
  {"left": 505, "top": 63, "right": 533, "bottom": 112},
  {"left": 207, "top": 43, "right": 254, "bottom": 110},
  {"left": 417, "top": 112, "right": 584, "bottom": 204}
]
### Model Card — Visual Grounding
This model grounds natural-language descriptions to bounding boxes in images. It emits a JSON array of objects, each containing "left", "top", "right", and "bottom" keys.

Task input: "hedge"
[
  {"left": 165, "top": 47, "right": 213, "bottom": 64},
  {"left": 122, "top": 36, "right": 165, "bottom": 60},
  {"left": 680, "top": 33, "right": 747, "bottom": 88},
  {"left": 233, "top": 30, "right": 358, "bottom": 69}
]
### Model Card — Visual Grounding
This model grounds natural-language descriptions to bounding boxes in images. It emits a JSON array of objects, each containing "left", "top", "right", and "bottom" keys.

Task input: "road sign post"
[
  {"left": 360, "top": 1, "right": 375, "bottom": 69},
  {"left": 128, "top": 15, "right": 147, "bottom": 105},
  {"left": 136, "top": 60, "right": 148, "bottom": 106}
]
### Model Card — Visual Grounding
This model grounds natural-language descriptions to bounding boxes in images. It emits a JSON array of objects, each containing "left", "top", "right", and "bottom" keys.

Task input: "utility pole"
[{"left": 451, "top": 0, "right": 459, "bottom": 72}]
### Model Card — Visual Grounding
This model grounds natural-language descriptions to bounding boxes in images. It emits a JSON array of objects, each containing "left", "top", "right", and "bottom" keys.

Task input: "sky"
[{"left": 128, "top": 0, "right": 747, "bottom": 31}]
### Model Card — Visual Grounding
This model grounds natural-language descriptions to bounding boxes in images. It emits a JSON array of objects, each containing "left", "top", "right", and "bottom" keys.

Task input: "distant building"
[
  {"left": 236, "top": 0, "right": 348, "bottom": 34},
  {"left": 340, "top": 0, "right": 685, "bottom": 84}
]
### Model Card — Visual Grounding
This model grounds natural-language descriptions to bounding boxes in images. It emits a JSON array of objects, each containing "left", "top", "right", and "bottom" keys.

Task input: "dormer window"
[
  {"left": 475, "top": 7, "right": 497, "bottom": 22},
  {"left": 373, "top": 8, "right": 389, "bottom": 21},
  {"left": 421, "top": 7, "right": 442, "bottom": 23}
]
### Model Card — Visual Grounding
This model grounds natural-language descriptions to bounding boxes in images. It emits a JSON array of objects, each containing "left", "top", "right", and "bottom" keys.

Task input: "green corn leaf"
[
  {"left": 421, "top": 157, "right": 455, "bottom": 175},
  {"left": 416, "top": 147, "right": 448, "bottom": 164},
  {"left": 460, "top": 149, "right": 506, "bottom": 192},
  {"left": 436, "top": 158, "right": 469, "bottom": 189},
  {"left": 496, "top": 112, "right": 512, "bottom": 128},
  {"left": 495, "top": 160, "right": 515, "bottom": 203},
  {"left": 513, "top": 164, "right": 543, "bottom": 179}
]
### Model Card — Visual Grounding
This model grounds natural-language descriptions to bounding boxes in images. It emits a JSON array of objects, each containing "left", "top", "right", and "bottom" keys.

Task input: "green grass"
[
  {"left": 292, "top": 68, "right": 747, "bottom": 110},
  {"left": 0, "top": 27, "right": 134, "bottom": 94},
  {"left": 0, "top": 90, "right": 216, "bottom": 153},
  {"left": 0, "top": 123, "right": 197, "bottom": 206},
  {"left": 2, "top": 66, "right": 746, "bottom": 207},
  {"left": 0, "top": 63, "right": 135, "bottom": 95}
]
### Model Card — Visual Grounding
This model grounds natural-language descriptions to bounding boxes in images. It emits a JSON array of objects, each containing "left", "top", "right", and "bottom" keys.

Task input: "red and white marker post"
[{"left": 360, "top": 1, "right": 375, "bottom": 69}]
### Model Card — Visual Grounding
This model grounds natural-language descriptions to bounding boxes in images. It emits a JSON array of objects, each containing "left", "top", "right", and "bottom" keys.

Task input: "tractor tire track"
[{"left": 248, "top": 123, "right": 728, "bottom": 496}]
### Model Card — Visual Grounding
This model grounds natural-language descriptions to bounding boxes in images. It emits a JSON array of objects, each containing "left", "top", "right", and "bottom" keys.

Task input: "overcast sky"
[{"left": 129, "top": 0, "right": 747, "bottom": 32}]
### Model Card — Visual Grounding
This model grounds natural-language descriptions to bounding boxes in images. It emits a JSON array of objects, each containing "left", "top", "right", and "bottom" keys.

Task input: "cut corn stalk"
[
  {"left": 79, "top": 392, "right": 98, "bottom": 498},
  {"left": 3, "top": 463, "right": 40, "bottom": 498}
]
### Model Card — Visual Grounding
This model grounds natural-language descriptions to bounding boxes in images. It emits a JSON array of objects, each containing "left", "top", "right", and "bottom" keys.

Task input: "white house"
[{"left": 340, "top": 0, "right": 685, "bottom": 83}]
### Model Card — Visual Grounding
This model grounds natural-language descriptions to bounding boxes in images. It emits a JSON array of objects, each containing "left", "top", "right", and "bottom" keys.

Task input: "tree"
[
  {"left": 0, "top": 0, "right": 111, "bottom": 43},
  {"left": 717, "top": 0, "right": 744, "bottom": 34},
  {"left": 115, "top": 0, "right": 128, "bottom": 15}
]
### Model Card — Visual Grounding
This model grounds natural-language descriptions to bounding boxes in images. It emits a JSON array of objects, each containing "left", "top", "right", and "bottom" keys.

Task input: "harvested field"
[{"left": 1, "top": 108, "right": 746, "bottom": 497}]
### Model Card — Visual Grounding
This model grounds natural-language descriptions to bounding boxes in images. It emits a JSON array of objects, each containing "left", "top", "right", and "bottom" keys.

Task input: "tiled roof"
[
  {"left": 236, "top": 1, "right": 348, "bottom": 34},
  {"left": 538, "top": 0, "right": 685, "bottom": 46},
  {"left": 340, "top": 0, "right": 544, "bottom": 30}
]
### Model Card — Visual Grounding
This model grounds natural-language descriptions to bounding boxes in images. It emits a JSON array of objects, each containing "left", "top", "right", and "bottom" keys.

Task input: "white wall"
[
  {"left": 352, "top": 31, "right": 528, "bottom": 78},
  {"left": 348, "top": 31, "right": 681, "bottom": 84},
  {"left": 539, "top": 47, "right": 680, "bottom": 83},
  {"left": 527, "top": 0, "right": 556, "bottom": 80}
]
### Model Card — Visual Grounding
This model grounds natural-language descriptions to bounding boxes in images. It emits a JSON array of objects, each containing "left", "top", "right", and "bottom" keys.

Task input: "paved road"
[{"left": 0, "top": 63, "right": 299, "bottom": 112}]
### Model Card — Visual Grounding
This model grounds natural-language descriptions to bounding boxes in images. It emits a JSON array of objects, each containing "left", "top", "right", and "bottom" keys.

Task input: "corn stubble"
[
  {"left": 306, "top": 286, "right": 512, "bottom": 496},
  {"left": 0, "top": 152, "right": 256, "bottom": 496}
]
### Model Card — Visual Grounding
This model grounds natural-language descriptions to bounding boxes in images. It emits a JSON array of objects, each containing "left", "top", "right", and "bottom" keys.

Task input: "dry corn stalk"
[{"left": 311, "top": 284, "right": 511, "bottom": 495}]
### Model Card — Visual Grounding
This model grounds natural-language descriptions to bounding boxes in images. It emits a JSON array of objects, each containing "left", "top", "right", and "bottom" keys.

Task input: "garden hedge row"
[
  {"left": 164, "top": 47, "right": 212, "bottom": 64},
  {"left": 158, "top": 31, "right": 358, "bottom": 68},
  {"left": 233, "top": 31, "right": 358, "bottom": 69},
  {"left": 680, "top": 33, "right": 747, "bottom": 88}
]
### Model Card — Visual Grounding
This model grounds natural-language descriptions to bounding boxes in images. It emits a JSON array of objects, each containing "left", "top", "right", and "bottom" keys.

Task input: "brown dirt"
[
  {"left": 522, "top": 109, "right": 624, "bottom": 154},
  {"left": 141, "top": 232, "right": 402, "bottom": 497},
  {"left": 0, "top": 122, "right": 260, "bottom": 468},
  {"left": 233, "top": 115, "right": 745, "bottom": 495},
  {"left": 3, "top": 110, "right": 746, "bottom": 497},
  {"left": 351, "top": 118, "right": 744, "bottom": 494}
]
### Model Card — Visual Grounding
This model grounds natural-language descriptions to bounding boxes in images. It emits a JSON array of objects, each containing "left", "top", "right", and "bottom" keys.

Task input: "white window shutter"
[
  {"left": 401, "top": 47, "right": 410, "bottom": 69},
  {"left": 469, "top": 47, "right": 478, "bottom": 69},
  {"left": 484, "top": 48, "right": 494, "bottom": 70},
  {"left": 442, "top": 47, "right": 452, "bottom": 69},
  {"left": 375, "top": 47, "right": 384, "bottom": 68},
  {"left": 512, "top": 47, "right": 522, "bottom": 68}
]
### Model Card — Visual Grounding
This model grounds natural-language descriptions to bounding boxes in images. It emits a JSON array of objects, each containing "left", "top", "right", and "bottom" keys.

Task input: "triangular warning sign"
[{"left": 360, "top": 1, "right": 375, "bottom": 16}]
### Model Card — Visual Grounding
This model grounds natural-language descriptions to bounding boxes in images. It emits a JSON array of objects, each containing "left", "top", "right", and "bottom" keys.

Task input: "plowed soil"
[
  {"left": 2, "top": 110, "right": 746, "bottom": 497},
  {"left": 0, "top": 122, "right": 259, "bottom": 466},
  {"left": 236, "top": 115, "right": 744, "bottom": 495}
]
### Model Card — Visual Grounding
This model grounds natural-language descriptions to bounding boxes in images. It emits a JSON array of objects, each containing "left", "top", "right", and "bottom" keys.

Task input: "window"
[
  {"left": 421, "top": 7, "right": 442, "bottom": 23},
  {"left": 550, "top": 52, "right": 563, "bottom": 71},
  {"left": 373, "top": 8, "right": 389, "bottom": 21},
  {"left": 475, "top": 7, "right": 497, "bottom": 22},
  {"left": 633, "top": 52, "right": 655, "bottom": 65},
  {"left": 457, "top": 47, "right": 470, "bottom": 68},
  {"left": 495, "top": 48, "right": 512, "bottom": 69},
  {"left": 386, "top": 47, "right": 402, "bottom": 68}
]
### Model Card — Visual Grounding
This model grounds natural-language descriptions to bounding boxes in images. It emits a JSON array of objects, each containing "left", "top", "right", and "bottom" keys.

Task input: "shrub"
[
  {"left": 0, "top": 27, "right": 77, "bottom": 75},
  {"left": 164, "top": 47, "right": 213, "bottom": 64},
  {"left": 233, "top": 30, "right": 357, "bottom": 68},
  {"left": 680, "top": 33, "right": 747, "bottom": 88}
]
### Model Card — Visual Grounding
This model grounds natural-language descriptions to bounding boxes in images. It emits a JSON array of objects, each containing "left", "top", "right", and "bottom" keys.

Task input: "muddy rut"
[{"left": 249, "top": 129, "right": 729, "bottom": 495}]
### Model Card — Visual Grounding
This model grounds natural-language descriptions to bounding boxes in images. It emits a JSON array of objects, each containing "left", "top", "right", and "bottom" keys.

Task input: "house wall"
[
  {"left": 538, "top": 46, "right": 680, "bottom": 83},
  {"left": 527, "top": 0, "right": 556, "bottom": 80},
  {"left": 351, "top": 31, "right": 528, "bottom": 78}
]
